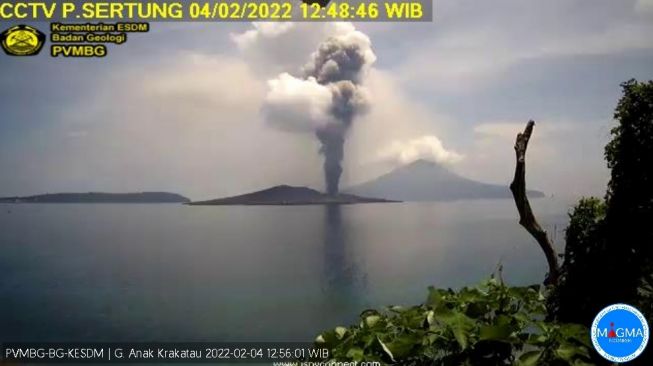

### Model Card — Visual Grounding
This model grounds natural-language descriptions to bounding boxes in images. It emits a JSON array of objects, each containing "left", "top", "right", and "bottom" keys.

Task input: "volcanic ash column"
[{"left": 262, "top": 27, "right": 376, "bottom": 195}]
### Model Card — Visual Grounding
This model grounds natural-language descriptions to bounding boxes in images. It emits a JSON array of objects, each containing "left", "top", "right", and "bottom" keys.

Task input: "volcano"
[
  {"left": 188, "top": 185, "right": 398, "bottom": 206},
  {"left": 346, "top": 159, "right": 545, "bottom": 201}
]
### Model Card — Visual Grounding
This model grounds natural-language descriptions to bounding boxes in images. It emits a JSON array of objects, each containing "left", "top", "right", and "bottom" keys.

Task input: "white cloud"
[
  {"left": 231, "top": 22, "right": 296, "bottom": 49},
  {"left": 395, "top": 1, "right": 653, "bottom": 93},
  {"left": 232, "top": 22, "right": 356, "bottom": 50},
  {"left": 230, "top": 22, "right": 358, "bottom": 77},
  {"left": 263, "top": 73, "right": 335, "bottom": 132},
  {"left": 376, "top": 135, "right": 464, "bottom": 166},
  {"left": 260, "top": 23, "right": 375, "bottom": 136},
  {"left": 344, "top": 69, "right": 460, "bottom": 184}
]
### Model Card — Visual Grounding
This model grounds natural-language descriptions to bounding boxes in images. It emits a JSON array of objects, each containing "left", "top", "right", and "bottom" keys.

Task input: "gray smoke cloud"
[{"left": 263, "top": 27, "right": 376, "bottom": 195}]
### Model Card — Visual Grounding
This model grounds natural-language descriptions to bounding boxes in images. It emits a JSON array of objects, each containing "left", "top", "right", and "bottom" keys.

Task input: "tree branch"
[{"left": 510, "top": 120, "right": 560, "bottom": 285}]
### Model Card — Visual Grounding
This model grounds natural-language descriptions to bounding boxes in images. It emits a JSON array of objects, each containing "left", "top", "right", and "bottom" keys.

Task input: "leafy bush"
[
  {"left": 551, "top": 197, "right": 607, "bottom": 323},
  {"left": 602, "top": 79, "right": 653, "bottom": 307},
  {"left": 316, "top": 279, "right": 592, "bottom": 365},
  {"left": 554, "top": 80, "right": 653, "bottom": 328}
]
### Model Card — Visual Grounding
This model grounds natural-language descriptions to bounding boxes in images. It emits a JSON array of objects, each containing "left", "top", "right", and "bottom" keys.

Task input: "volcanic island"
[{"left": 187, "top": 185, "right": 398, "bottom": 206}]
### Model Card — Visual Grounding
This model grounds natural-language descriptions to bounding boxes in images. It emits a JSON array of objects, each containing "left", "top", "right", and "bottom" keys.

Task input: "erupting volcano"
[{"left": 262, "top": 24, "right": 375, "bottom": 196}]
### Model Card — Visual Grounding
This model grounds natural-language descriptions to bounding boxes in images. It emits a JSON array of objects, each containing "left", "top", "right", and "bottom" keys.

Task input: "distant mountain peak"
[
  {"left": 409, "top": 158, "right": 439, "bottom": 166},
  {"left": 347, "top": 161, "right": 544, "bottom": 202},
  {"left": 399, "top": 159, "right": 450, "bottom": 171}
]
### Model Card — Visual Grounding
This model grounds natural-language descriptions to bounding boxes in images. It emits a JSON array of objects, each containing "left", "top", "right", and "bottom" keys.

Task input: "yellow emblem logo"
[{"left": 1, "top": 25, "right": 46, "bottom": 56}]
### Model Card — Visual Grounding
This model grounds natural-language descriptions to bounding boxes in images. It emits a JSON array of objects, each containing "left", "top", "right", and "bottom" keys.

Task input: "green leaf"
[
  {"left": 316, "top": 279, "right": 593, "bottom": 365},
  {"left": 345, "top": 347, "right": 364, "bottom": 361},
  {"left": 526, "top": 332, "right": 549, "bottom": 346},
  {"left": 317, "top": 329, "right": 342, "bottom": 348},
  {"left": 452, "top": 326, "right": 469, "bottom": 350},
  {"left": 487, "top": 278, "right": 500, "bottom": 287},
  {"left": 458, "top": 287, "right": 482, "bottom": 303},
  {"left": 479, "top": 323, "right": 513, "bottom": 342},
  {"left": 558, "top": 324, "right": 591, "bottom": 348},
  {"left": 364, "top": 315, "right": 381, "bottom": 328},
  {"left": 426, "top": 310, "right": 435, "bottom": 326},
  {"left": 433, "top": 309, "right": 475, "bottom": 350},
  {"left": 389, "top": 305, "right": 406, "bottom": 313},
  {"left": 385, "top": 335, "right": 419, "bottom": 360},
  {"left": 426, "top": 286, "right": 447, "bottom": 307},
  {"left": 517, "top": 350, "right": 542, "bottom": 366},
  {"left": 376, "top": 336, "right": 395, "bottom": 362},
  {"left": 555, "top": 343, "right": 588, "bottom": 361},
  {"left": 402, "top": 309, "right": 427, "bottom": 328},
  {"left": 554, "top": 344, "right": 574, "bottom": 361}
]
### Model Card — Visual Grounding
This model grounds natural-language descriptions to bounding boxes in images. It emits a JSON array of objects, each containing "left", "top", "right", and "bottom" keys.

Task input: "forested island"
[{"left": 0, "top": 192, "right": 190, "bottom": 203}]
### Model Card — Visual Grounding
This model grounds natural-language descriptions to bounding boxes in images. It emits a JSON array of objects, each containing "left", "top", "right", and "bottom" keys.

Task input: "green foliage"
[
  {"left": 551, "top": 198, "right": 607, "bottom": 322},
  {"left": 604, "top": 79, "right": 653, "bottom": 272},
  {"left": 316, "top": 280, "right": 592, "bottom": 365},
  {"left": 564, "top": 198, "right": 606, "bottom": 253},
  {"left": 554, "top": 80, "right": 653, "bottom": 327},
  {"left": 603, "top": 79, "right": 653, "bottom": 285},
  {"left": 605, "top": 79, "right": 653, "bottom": 207}
]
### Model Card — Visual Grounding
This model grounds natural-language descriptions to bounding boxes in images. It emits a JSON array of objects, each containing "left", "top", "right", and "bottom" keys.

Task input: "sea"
[{"left": 0, "top": 199, "right": 571, "bottom": 343}]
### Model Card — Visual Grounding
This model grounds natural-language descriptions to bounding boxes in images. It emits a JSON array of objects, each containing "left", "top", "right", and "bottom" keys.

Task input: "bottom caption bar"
[{"left": 1, "top": 343, "right": 329, "bottom": 363}]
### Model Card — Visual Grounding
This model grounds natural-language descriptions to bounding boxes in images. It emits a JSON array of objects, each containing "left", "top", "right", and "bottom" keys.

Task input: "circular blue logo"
[{"left": 591, "top": 304, "right": 649, "bottom": 362}]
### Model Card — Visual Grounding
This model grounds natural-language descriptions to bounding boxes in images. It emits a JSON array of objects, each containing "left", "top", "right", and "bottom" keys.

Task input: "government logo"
[
  {"left": 591, "top": 303, "right": 649, "bottom": 362},
  {"left": 0, "top": 25, "right": 46, "bottom": 56}
]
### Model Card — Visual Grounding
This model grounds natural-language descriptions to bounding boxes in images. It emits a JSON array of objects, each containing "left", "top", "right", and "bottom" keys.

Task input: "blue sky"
[{"left": 1, "top": 0, "right": 652, "bottom": 200}]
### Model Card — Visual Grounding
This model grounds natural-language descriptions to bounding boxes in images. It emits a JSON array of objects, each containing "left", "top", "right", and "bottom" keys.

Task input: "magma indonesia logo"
[
  {"left": 0, "top": 25, "right": 45, "bottom": 56},
  {"left": 591, "top": 304, "right": 649, "bottom": 362}
]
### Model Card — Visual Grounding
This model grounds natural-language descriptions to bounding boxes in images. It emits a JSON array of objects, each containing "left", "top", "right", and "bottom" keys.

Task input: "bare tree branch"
[{"left": 510, "top": 120, "right": 560, "bottom": 285}]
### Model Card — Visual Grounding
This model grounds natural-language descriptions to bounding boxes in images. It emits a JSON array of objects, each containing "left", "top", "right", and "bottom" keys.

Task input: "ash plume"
[{"left": 263, "top": 27, "right": 376, "bottom": 195}]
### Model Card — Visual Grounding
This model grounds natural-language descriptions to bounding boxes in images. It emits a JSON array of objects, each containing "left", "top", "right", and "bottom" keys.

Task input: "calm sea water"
[{"left": 0, "top": 200, "right": 569, "bottom": 342}]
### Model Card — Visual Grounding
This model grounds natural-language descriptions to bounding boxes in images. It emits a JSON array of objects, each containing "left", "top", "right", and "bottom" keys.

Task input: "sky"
[{"left": 1, "top": 0, "right": 652, "bottom": 201}]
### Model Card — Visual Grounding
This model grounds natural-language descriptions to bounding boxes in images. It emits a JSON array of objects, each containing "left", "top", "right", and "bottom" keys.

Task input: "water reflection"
[
  {"left": 321, "top": 204, "right": 366, "bottom": 310},
  {"left": 0, "top": 201, "right": 564, "bottom": 342}
]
